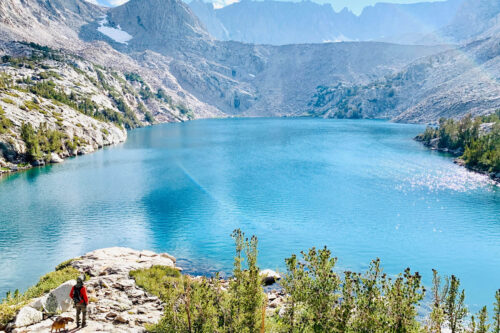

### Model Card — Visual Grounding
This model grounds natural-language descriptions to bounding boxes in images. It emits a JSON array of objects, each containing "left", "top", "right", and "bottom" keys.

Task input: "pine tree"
[
  {"left": 445, "top": 275, "right": 468, "bottom": 333},
  {"left": 493, "top": 289, "right": 500, "bottom": 333}
]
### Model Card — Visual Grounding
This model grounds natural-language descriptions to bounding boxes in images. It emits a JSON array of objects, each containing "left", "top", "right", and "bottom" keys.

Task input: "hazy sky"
[{"left": 94, "top": 0, "right": 445, "bottom": 15}]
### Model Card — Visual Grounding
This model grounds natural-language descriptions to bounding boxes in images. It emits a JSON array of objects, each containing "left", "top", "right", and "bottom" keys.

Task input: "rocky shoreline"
[
  {"left": 415, "top": 137, "right": 500, "bottom": 184},
  {"left": 0, "top": 136, "right": 126, "bottom": 176},
  {"left": 1, "top": 248, "right": 285, "bottom": 333}
]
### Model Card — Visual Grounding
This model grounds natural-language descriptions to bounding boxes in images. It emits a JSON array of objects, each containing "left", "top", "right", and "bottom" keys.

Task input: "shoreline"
[
  {"left": 0, "top": 117, "right": 457, "bottom": 177},
  {"left": 415, "top": 137, "right": 500, "bottom": 185},
  {"left": 0, "top": 131, "right": 127, "bottom": 177}
]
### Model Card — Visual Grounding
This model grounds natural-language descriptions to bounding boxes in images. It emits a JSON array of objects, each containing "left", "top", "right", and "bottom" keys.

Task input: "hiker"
[{"left": 69, "top": 277, "right": 88, "bottom": 328}]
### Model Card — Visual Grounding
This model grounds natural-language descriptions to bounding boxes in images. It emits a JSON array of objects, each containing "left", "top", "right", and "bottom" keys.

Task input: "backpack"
[{"left": 72, "top": 286, "right": 82, "bottom": 304}]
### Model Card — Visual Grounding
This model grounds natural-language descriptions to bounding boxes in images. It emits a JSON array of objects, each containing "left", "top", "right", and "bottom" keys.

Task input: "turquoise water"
[{"left": 0, "top": 118, "right": 499, "bottom": 310}]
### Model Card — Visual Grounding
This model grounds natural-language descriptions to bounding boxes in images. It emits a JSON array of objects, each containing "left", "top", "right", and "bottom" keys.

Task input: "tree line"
[{"left": 416, "top": 112, "right": 500, "bottom": 174}]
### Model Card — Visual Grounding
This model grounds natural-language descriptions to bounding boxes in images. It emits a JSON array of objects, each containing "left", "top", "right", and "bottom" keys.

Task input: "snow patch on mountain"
[{"left": 97, "top": 16, "right": 133, "bottom": 44}]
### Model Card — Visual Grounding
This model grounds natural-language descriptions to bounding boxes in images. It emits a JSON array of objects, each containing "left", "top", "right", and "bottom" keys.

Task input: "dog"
[{"left": 50, "top": 317, "right": 74, "bottom": 332}]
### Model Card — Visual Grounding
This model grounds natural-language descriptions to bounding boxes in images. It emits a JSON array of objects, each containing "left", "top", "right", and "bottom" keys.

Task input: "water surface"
[{"left": 0, "top": 118, "right": 498, "bottom": 310}]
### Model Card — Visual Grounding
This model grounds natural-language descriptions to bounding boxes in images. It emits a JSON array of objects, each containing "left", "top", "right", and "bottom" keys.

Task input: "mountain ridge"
[{"left": 190, "top": 0, "right": 464, "bottom": 45}]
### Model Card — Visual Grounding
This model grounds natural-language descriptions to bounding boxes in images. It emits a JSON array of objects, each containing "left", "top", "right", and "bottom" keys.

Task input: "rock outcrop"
[{"left": 6, "top": 247, "right": 179, "bottom": 333}]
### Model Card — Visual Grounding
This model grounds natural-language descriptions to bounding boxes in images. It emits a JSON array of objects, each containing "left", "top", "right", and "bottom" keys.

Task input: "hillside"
[
  {"left": 0, "top": 41, "right": 201, "bottom": 171},
  {"left": 307, "top": 35, "right": 500, "bottom": 123}
]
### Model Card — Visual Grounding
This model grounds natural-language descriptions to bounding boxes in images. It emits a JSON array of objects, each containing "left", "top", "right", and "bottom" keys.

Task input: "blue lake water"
[{"left": 0, "top": 118, "right": 499, "bottom": 310}]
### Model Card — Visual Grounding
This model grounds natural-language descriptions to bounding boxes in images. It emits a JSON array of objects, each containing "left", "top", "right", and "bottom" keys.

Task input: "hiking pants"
[{"left": 75, "top": 303, "right": 87, "bottom": 325}]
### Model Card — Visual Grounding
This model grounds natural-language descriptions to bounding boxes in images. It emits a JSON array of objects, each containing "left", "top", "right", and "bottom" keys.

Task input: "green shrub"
[
  {"left": 23, "top": 100, "right": 41, "bottom": 111},
  {"left": 20, "top": 122, "right": 68, "bottom": 161},
  {"left": 131, "top": 231, "right": 500, "bottom": 333},
  {"left": 494, "top": 290, "right": 500, "bottom": 333},
  {"left": 0, "top": 106, "right": 12, "bottom": 134},
  {"left": 145, "top": 111, "right": 155, "bottom": 124},
  {"left": 124, "top": 72, "right": 144, "bottom": 84},
  {"left": 156, "top": 89, "right": 173, "bottom": 105},
  {"left": 24, "top": 267, "right": 79, "bottom": 300},
  {"left": 133, "top": 230, "right": 265, "bottom": 333}
]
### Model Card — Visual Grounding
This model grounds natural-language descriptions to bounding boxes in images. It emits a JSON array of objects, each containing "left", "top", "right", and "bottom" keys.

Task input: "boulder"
[
  {"left": 260, "top": 269, "right": 281, "bottom": 286},
  {"left": 32, "top": 159, "right": 44, "bottom": 167},
  {"left": 429, "top": 137, "right": 439, "bottom": 149},
  {"left": 50, "top": 153, "right": 64, "bottom": 163},
  {"left": 13, "top": 306, "right": 43, "bottom": 328},
  {"left": 30, "top": 280, "right": 75, "bottom": 313},
  {"left": 114, "top": 314, "right": 129, "bottom": 324}
]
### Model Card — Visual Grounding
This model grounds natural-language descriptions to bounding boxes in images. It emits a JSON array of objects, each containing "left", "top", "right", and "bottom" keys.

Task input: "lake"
[{"left": 0, "top": 118, "right": 498, "bottom": 310}]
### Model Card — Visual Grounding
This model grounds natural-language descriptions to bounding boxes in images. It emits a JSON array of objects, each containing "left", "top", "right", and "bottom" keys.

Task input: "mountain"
[
  {"left": 0, "top": 0, "right": 499, "bottom": 170},
  {"left": 189, "top": 0, "right": 464, "bottom": 45},
  {"left": 440, "top": 0, "right": 500, "bottom": 41},
  {"left": 303, "top": 0, "right": 500, "bottom": 123},
  {"left": 78, "top": 0, "right": 446, "bottom": 117},
  {"left": 308, "top": 35, "right": 500, "bottom": 122}
]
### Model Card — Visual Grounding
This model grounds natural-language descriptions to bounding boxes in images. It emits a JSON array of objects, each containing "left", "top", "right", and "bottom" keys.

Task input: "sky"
[{"left": 92, "top": 0, "right": 445, "bottom": 15}]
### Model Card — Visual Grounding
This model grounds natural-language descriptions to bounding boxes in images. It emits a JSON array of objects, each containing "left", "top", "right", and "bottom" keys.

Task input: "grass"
[
  {"left": 55, "top": 258, "right": 78, "bottom": 271},
  {"left": 130, "top": 266, "right": 182, "bottom": 301},
  {"left": 4, "top": 92, "right": 20, "bottom": 98},
  {"left": 23, "top": 100, "right": 42, "bottom": 111},
  {"left": 0, "top": 265, "right": 79, "bottom": 329},
  {"left": 1, "top": 97, "right": 15, "bottom": 105}
]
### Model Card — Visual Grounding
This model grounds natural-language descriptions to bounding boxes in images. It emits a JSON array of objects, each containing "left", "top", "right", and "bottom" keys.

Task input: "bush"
[
  {"left": 124, "top": 72, "right": 144, "bottom": 84},
  {"left": 132, "top": 230, "right": 265, "bottom": 333},
  {"left": 55, "top": 258, "right": 77, "bottom": 271},
  {"left": 20, "top": 122, "right": 68, "bottom": 161},
  {"left": 23, "top": 267, "right": 79, "bottom": 300},
  {"left": 23, "top": 100, "right": 42, "bottom": 111},
  {"left": 0, "top": 106, "right": 12, "bottom": 134},
  {"left": 145, "top": 111, "right": 154, "bottom": 124}
]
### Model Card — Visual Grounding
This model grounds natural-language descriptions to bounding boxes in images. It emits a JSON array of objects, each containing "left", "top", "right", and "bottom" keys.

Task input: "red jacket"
[{"left": 69, "top": 285, "right": 88, "bottom": 305}]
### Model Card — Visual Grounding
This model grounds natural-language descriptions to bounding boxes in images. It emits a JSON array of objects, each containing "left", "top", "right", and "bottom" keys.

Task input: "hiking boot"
[
  {"left": 76, "top": 322, "right": 80, "bottom": 328},
  {"left": 82, "top": 323, "right": 87, "bottom": 328}
]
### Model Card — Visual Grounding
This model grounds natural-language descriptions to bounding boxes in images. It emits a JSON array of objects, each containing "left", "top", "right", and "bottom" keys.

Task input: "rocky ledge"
[
  {"left": 2, "top": 248, "right": 285, "bottom": 333},
  {"left": 3, "top": 248, "right": 178, "bottom": 333}
]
